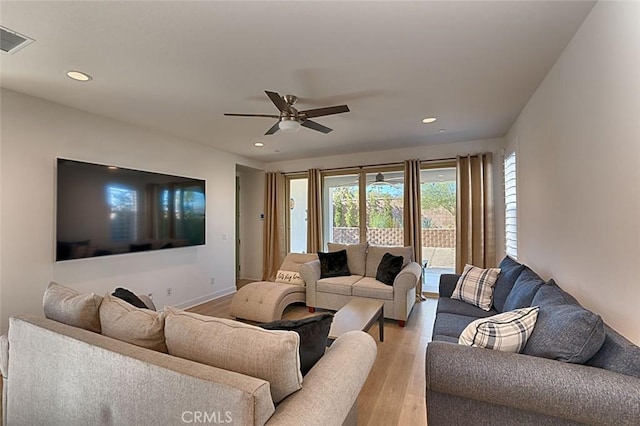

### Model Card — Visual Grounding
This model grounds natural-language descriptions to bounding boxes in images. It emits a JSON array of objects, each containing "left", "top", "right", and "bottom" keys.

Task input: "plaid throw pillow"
[
  {"left": 451, "top": 264, "right": 501, "bottom": 310},
  {"left": 459, "top": 306, "right": 540, "bottom": 353}
]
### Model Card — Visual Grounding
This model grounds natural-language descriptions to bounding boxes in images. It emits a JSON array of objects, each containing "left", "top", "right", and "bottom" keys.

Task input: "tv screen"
[{"left": 56, "top": 159, "right": 205, "bottom": 261}]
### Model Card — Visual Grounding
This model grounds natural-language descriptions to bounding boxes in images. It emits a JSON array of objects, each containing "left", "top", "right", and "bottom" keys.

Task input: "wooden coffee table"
[{"left": 328, "top": 298, "right": 384, "bottom": 345}]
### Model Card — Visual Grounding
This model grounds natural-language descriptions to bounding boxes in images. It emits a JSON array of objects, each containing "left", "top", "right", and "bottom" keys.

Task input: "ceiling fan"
[{"left": 224, "top": 91, "right": 350, "bottom": 135}]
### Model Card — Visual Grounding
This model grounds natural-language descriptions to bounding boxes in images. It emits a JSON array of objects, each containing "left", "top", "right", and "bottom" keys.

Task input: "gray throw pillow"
[
  {"left": 492, "top": 256, "right": 525, "bottom": 312},
  {"left": 502, "top": 267, "right": 544, "bottom": 311},
  {"left": 522, "top": 281, "right": 606, "bottom": 363}
]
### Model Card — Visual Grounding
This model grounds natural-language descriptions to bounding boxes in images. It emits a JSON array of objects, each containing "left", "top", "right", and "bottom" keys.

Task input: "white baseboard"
[{"left": 172, "top": 286, "right": 237, "bottom": 310}]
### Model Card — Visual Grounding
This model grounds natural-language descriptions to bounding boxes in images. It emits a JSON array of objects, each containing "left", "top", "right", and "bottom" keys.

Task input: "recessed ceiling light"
[
  {"left": 253, "top": 142, "right": 264, "bottom": 147},
  {"left": 66, "top": 70, "right": 92, "bottom": 82},
  {"left": 107, "top": 166, "right": 118, "bottom": 170},
  {"left": 422, "top": 117, "right": 437, "bottom": 124},
  {"left": 439, "top": 129, "right": 446, "bottom": 133}
]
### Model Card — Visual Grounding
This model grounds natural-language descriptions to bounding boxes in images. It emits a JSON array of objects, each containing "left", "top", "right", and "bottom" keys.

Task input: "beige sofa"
[
  {"left": 1, "top": 313, "right": 376, "bottom": 425},
  {"left": 301, "top": 243, "right": 422, "bottom": 327}
]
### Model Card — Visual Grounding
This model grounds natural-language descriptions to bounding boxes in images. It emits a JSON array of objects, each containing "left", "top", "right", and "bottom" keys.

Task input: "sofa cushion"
[
  {"left": 317, "top": 275, "right": 360, "bottom": 295},
  {"left": 531, "top": 279, "right": 581, "bottom": 306},
  {"left": 523, "top": 282, "right": 605, "bottom": 363},
  {"left": 375, "top": 253, "right": 404, "bottom": 286},
  {"left": 451, "top": 264, "right": 501, "bottom": 311},
  {"left": 111, "top": 287, "right": 148, "bottom": 309},
  {"left": 432, "top": 334, "right": 459, "bottom": 344},
  {"left": 436, "top": 297, "right": 498, "bottom": 318},
  {"left": 502, "top": 267, "right": 544, "bottom": 311},
  {"left": 164, "top": 307, "right": 302, "bottom": 403},
  {"left": 586, "top": 324, "right": 640, "bottom": 378},
  {"left": 280, "top": 252, "right": 318, "bottom": 273},
  {"left": 328, "top": 242, "right": 367, "bottom": 276},
  {"left": 260, "top": 312, "right": 334, "bottom": 376},
  {"left": 99, "top": 294, "right": 168, "bottom": 353},
  {"left": 459, "top": 307, "right": 539, "bottom": 353},
  {"left": 432, "top": 312, "right": 480, "bottom": 339},
  {"left": 43, "top": 281, "right": 102, "bottom": 333},
  {"left": 493, "top": 256, "right": 525, "bottom": 312},
  {"left": 318, "top": 249, "right": 350, "bottom": 278},
  {"left": 352, "top": 277, "right": 394, "bottom": 300}
]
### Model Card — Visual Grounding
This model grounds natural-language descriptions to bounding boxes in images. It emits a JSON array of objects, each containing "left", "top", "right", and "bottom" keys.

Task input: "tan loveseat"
[
  {"left": 301, "top": 243, "right": 422, "bottom": 327},
  {"left": 1, "top": 299, "right": 376, "bottom": 425}
]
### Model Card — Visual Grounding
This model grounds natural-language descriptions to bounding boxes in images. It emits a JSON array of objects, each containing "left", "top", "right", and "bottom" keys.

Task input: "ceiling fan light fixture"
[
  {"left": 422, "top": 117, "right": 437, "bottom": 124},
  {"left": 279, "top": 118, "right": 301, "bottom": 133}
]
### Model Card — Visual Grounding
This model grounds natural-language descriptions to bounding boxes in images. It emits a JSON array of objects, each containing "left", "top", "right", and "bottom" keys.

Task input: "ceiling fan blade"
[
  {"left": 224, "top": 113, "right": 280, "bottom": 118},
  {"left": 300, "top": 105, "right": 349, "bottom": 118},
  {"left": 265, "top": 121, "right": 280, "bottom": 135},
  {"left": 265, "top": 91, "right": 290, "bottom": 112},
  {"left": 301, "top": 119, "right": 332, "bottom": 134}
]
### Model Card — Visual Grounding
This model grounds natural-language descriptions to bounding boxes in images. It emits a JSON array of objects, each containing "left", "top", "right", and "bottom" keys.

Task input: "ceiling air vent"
[{"left": 1, "top": 26, "right": 35, "bottom": 54}]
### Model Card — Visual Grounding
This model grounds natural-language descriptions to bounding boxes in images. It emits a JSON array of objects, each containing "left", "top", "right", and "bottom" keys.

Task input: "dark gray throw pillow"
[
  {"left": 260, "top": 313, "right": 334, "bottom": 375},
  {"left": 318, "top": 249, "right": 350, "bottom": 278},
  {"left": 502, "top": 267, "right": 544, "bottom": 311},
  {"left": 376, "top": 252, "right": 404, "bottom": 286},
  {"left": 523, "top": 280, "right": 606, "bottom": 364},
  {"left": 112, "top": 287, "right": 148, "bottom": 309},
  {"left": 493, "top": 256, "right": 525, "bottom": 312}
]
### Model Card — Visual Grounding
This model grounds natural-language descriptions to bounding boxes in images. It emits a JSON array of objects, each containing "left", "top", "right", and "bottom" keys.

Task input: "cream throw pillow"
[
  {"left": 451, "top": 264, "right": 501, "bottom": 311},
  {"left": 99, "top": 294, "right": 167, "bottom": 353},
  {"left": 459, "top": 307, "right": 540, "bottom": 353},
  {"left": 43, "top": 281, "right": 102, "bottom": 332},
  {"left": 164, "top": 307, "right": 302, "bottom": 403},
  {"left": 275, "top": 270, "right": 305, "bottom": 286}
]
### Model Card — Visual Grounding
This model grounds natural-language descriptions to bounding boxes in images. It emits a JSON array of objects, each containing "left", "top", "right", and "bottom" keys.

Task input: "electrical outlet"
[
  {"left": 210, "top": 278, "right": 215, "bottom": 285},
  {"left": 166, "top": 288, "right": 172, "bottom": 297}
]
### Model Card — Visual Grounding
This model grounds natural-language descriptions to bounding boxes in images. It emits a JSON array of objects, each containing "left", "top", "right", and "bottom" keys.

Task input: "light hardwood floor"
[{"left": 187, "top": 294, "right": 438, "bottom": 426}]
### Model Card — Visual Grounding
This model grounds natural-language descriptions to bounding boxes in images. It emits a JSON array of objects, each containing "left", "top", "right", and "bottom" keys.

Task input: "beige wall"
[
  {"left": 0, "top": 89, "right": 263, "bottom": 334},
  {"left": 506, "top": 2, "right": 640, "bottom": 344}
]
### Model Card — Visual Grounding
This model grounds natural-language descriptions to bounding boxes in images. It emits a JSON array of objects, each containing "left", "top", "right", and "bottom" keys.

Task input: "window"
[
  {"left": 504, "top": 152, "right": 518, "bottom": 259},
  {"left": 108, "top": 186, "right": 138, "bottom": 242},
  {"left": 287, "top": 177, "right": 308, "bottom": 253},
  {"left": 323, "top": 173, "right": 360, "bottom": 245},
  {"left": 322, "top": 168, "right": 404, "bottom": 248},
  {"left": 365, "top": 170, "right": 404, "bottom": 245}
]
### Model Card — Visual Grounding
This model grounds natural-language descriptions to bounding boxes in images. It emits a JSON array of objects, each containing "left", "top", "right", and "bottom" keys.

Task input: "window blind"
[{"left": 504, "top": 152, "right": 518, "bottom": 259}]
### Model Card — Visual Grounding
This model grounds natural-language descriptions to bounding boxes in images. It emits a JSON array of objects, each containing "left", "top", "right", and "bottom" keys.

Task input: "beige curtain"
[
  {"left": 262, "top": 171, "right": 286, "bottom": 281},
  {"left": 404, "top": 159, "right": 424, "bottom": 300},
  {"left": 456, "top": 153, "right": 496, "bottom": 272},
  {"left": 307, "top": 169, "right": 323, "bottom": 253}
]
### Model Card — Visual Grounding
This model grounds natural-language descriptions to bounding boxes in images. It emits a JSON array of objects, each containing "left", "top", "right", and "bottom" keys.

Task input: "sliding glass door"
[{"left": 420, "top": 166, "right": 456, "bottom": 293}]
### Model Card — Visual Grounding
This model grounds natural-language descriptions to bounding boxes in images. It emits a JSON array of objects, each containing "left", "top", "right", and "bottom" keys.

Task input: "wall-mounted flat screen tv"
[{"left": 56, "top": 159, "right": 205, "bottom": 261}]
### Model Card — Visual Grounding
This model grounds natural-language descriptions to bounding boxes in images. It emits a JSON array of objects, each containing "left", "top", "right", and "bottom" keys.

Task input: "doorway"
[{"left": 420, "top": 166, "right": 456, "bottom": 294}]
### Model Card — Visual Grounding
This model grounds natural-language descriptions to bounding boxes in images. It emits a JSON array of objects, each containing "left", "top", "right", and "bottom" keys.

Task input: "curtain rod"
[{"left": 281, "top": 156, "right": 458, "bottom": 176}]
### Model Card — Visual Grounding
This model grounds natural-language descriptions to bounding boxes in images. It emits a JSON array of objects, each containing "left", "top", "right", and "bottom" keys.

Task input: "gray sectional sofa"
[{"left": 426, "top": 257, "right": 640, "bottom": 425}]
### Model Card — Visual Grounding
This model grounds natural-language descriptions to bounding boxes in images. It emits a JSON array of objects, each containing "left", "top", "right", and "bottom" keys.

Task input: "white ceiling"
[{"left": 0, "top": 1, "right": 595, "bottom": 162}]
